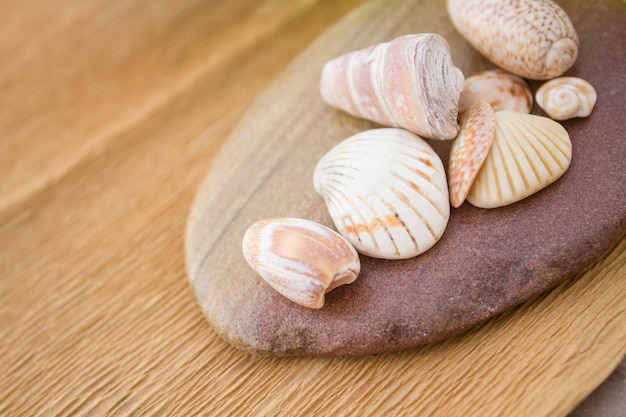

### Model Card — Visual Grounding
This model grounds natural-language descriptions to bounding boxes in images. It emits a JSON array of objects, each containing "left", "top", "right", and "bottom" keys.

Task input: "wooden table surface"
[{"left": 1, "top": 0, "right": 624, "bottom": 415}]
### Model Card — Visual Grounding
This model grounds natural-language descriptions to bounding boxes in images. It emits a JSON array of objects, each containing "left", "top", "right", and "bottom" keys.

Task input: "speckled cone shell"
[
  {"left": 536, "top": 76, "right": 597, "bottom": 121},
  {"left": 459, "top": 69, "right": 533, "bottom": 115},
  {"left": 242, "top": 218, "right": 361, "bottom": 309},
  {"left": 447, "top": 0, "right": 579, "bottom": 80},
  {"left": 320, "top": 33, "right": 465, "bottom": 140},
  {"left": 467, "top": 111, "right": 572, "bottom": 208},
  {"left": 313, "top": 128, "right": 450, "bottom": 259},
  {"left": 448, "top": 101, "right": 496, "bottom": 208}
]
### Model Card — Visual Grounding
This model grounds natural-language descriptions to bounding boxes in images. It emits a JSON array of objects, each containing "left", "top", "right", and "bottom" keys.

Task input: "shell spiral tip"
[{"left": 545, "top": 38, "right": 578, "bottom": 80}]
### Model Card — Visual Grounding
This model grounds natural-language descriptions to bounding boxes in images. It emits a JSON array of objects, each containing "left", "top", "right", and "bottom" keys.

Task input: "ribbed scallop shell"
[
  {"left": 313, "top": 128, "right": 450, "bottom": 259},
  {"left": 449, "top": 101, "right": 496, "bottom": 208},
  {"left": 320, "top": 33, "right": 465, "bottom": 140},
  {"left": 459, "top": 70, "right": 533, "bottom": 115},
  {"left": 242, "top": 218, "right": 360, "bottom": 309},
  {"left": 536, "top": 77, "right": 597, "bottom": 121},
  {"left": 467, "top": 111, "right": 572, "bottom": 208},
  {"left": 447, "top": 0, "right": 579, "bottom": 80}
]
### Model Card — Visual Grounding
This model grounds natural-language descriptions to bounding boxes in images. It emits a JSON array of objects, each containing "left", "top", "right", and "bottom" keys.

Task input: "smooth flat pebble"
[{"left": 185, "top": 0, "right": 626, "bottom": 356}]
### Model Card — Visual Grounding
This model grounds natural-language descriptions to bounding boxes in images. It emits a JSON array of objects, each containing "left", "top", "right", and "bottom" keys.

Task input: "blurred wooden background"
[{"left": 1, "top": 0, "right": 624, "bottom": 415}]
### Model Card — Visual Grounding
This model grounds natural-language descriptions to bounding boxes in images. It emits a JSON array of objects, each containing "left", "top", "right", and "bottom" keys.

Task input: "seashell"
[
  {"left": 447, "top": 0, "right": 579, "bottom": 80},
  {"left": 320, "top": 33, "right": 465, "bottom": 140},
  {"left": 458, "top": 69, "right": 533, "bottom": 115},
  {"left": 242, "top": 218, "right": 360, "bottom": 309},
  {"left": 448, "top": 101, "right": 496, "bottom": 208},
  {"left": 467, "top": 111, "right": 572, "bottom": 208},
  {"left": 313, "top": 128, "right": 450, "bottom": 259},
  {"left": 536, "top": 76, "right": 597, "bottom": 121}
]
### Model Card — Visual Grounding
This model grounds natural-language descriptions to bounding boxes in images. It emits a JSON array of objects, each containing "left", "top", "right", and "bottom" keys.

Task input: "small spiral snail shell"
[
  {"left": 447, "top": 0, "right": 579, "bottom": 80},
  {"left": 320, "top": 33, "right": 465, "bottom": 140},
  {"left": 536, "top": 77, "right": 597, "bottom": 121}
]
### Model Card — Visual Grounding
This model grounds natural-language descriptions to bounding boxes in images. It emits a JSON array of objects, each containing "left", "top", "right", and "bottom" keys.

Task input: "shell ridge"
[
  {"left": 517, "top": 120, "right": 559, "bottom": 178},
  {"left": 501, "top": 112, "right": 553, "bottom": 181},
  {"left": 492, "top": 122, "right": 522, "bottom": 200},
  {"left": 507, "top": 120, "right": 545, "bottom": 191},
  {"left": 395, "top": 168, "right": 448, "bottom": 221},
  {"left": 518, "top": 116, "right": 569, "bottom": 176},
  {"left": 327, "top": 179, "right": 382, "bottom": 254},
  {"left": 489, "top": 135, "right": 507, "bottom": 204},
  {"left": 389, "top": 182, "right": 438, "bottom": 242},
  {"left": 383, "top": 186, "right": 420, "bottom": 252},
  {"left": 371, "top": 193, "right": 402, "bottom": 257}
]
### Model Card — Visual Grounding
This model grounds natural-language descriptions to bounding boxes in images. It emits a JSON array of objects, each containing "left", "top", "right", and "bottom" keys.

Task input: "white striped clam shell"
[
  {"left": 467, "top": 111, "right": 572, "bottom": 208},
  {"left": 313, "top": 128, "right": 450, "bottom": 260},
  {"left": 242, "top": 218, "right": 360, "bottom": 309},
  {"left": 459, "top": 69, "right": 533, "bottom": 115},
  {"left": 536, "top": 77, "right": 597, "bottom": 121}
]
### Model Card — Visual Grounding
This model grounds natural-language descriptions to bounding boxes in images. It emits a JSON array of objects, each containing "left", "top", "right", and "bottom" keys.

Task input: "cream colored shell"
[
  {"left": 314, "top": 128, "right": 450, "bottom": 259},
  {"left": 536, "top": 77, "right": 597, "bottom": 121},
  {"left": 447, "top": 0, "right": 579, "bottom": 80},
  {"left": 320, "top": 33, "right": 464, "bottom": 140},
  {"left": 467, "top": 111, "right": 572, "bottom": 208},
  {"left": 459, "top": 69, "right": 533, "bottom": 115},
  {"left": 242, "top": 218, "right": 360, "bottom": 309}
]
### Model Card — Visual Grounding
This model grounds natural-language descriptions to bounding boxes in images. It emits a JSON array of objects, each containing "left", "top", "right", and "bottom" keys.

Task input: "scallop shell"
[
  {"left": 447, "top": 0, "right": 579, "bottom": 80},
  {"left": 459, "top": 69, "right": 533, "bottom": 115},
  {"left": 242, "top": 218, "right": 360, "bottom": 309},
  {"left": 448, "top": 101, "right": 496, "bottom": 208},
  {"left": 320, "top": 33, "right": 465, "bottom": 140},
  {"left": 536, "top": 77, "right": 597, "bottom": 121},
  {"left": 467, "top": 111, "right": 572, "bottom": 208},
  {"left": 313, "top": 128, "right": 450, "bottom": 259}
]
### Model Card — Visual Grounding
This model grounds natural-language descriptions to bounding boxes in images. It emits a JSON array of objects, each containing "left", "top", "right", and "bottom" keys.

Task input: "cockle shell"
[
  {"left": 320, "top": 33, "right": 465, "bottom": 140},
  {"left": 448, "top": 101, "right": 496, "bottom": 208},
  {"left": 536, "top": 77, "right": 597, "bottom": 121},
  {"left": 313, "top": 128, "right": 449, "bottom": 259},
  {"left": 458, "top": 69, "right": 533, "bottom": 115},
  {"left": 242, "top": 218, "right": 360, "bottom": 309},
  {"left": 467, "top": 111, "right": 572, "bottom": 208},
  {"left": 447, "top": 0, "right": 579, "bottom": 80}
]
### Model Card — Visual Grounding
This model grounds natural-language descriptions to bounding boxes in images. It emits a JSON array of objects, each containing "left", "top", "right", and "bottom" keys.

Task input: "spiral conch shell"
[
  {"left": 242, "top": 218, "right": 360, "bottom": 309},
  {"left": 447, "top": 0, "right": 579, "bottom": 80},
  {"left": 467, "top": 111, "right": 572, "bottom": 208},
  {"left": 536, "top": 77, "right": 597, "bottom": 121},
  {"left": 320, "top": 34, "right": 465, "bottom": 140},
  {"left": 458, "top": 70, "right": 533, "bottom": 115},
  {"left": 314, "top": 129, "right": 450, "bottom": 259}
]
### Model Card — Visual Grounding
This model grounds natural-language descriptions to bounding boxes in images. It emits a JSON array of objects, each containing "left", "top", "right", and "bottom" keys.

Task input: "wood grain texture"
[{"left": 0, "top": 0, "right": 624, "bottom": 416}]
